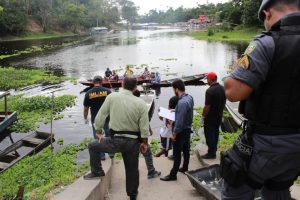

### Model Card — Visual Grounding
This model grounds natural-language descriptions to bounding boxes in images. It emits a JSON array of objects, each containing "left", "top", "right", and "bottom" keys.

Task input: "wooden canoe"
[
  {"left": 79, "top": 75, "right": 154, "bottom": 88},
  {"left": 0, "top": 111, "right": 17, "bottom": 133},
  {"left": 0, "top": 131, "right": 54, "bottom": 173},
  {"left": 0, "top": 91, "right": 17, "bottom": 133},
  {"left": 146, "top": 73, "right": 207, "bottom": 88},
  {"left": 80, "top": 73, "right": 207, "bottom": 88}
]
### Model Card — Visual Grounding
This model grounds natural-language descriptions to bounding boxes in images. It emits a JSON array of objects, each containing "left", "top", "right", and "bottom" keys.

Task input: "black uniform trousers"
[
  {"left": 170, "top": 129, "right": 191, "bottom": 177},
  {"left": 88, "top": 136, "right": 140, "bottom": 197}
]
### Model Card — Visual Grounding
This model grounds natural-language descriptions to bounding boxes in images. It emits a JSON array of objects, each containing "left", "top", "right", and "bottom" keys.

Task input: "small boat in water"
[
  {"left": 144, "top": 73, "right": 207, "bottom": 88},
  {"left": 80, "top": 73, "right": 207, "bottom": 89},
  {"left": 80, "top": 75, "right": 154, "bottom": 88},
  {"left": 0, "top": 92, "right": 17, "bottom": 133},
  {"left": 0, "top": 131, "right": 54, "bottom": 173},
  {"left": 90, "top": 27, "right": 109, "bottom": 36},
  {"left": 90, "top": 27, "right": 121, "bottom": 41}
]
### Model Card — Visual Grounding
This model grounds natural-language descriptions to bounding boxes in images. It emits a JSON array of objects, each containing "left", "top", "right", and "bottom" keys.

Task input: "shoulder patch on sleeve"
[
  {"left": 254, "top": 33, "right": 266, "bottom": 39},
  {"left": 244, "top": 41, "right": 257, "bottom": 55},
  {"left": 237, "top": 55, "right": 250, "bottom": 69}
]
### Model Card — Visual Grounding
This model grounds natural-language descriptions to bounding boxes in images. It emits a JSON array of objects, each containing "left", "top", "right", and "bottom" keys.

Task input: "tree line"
[
  {"left": 138, "top": 0, "right": 261, "bottom": 27},
  {"left": 0, "top": 0, "right": 261, "bottom": 36},
  {"left": 0, "top": 0, "right": 138, "bottom": 35}
]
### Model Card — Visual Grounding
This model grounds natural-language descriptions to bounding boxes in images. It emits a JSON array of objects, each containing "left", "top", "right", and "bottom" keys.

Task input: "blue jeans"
[
  {"left": 204, "top": 124, "right": 220, "bottom": 156},
  {"left": 92, "top": 119, "right": 114, "bottom": 158}
]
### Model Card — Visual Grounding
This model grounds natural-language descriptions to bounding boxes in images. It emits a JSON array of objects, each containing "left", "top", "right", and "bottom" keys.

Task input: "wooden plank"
[
  {"left": 0, "top": 162, "right": 9, "bottom": 169},
  {"left": 23, "top": 137, "right": 45, "bottom": 145}
]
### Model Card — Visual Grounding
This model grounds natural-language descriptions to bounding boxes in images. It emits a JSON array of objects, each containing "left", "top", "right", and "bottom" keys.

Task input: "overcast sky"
[{"left": 131, "top": 0, "right": 229, "bottom": 14}]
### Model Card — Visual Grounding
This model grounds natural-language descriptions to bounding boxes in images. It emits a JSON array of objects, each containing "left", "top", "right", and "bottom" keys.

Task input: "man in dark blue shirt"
[
  {"left": 160, "top": 79, "right": 194, "bottom": 181},
  {"left": 202, "top": 72, "right": 226, "bottom": 159},
  {"left": 83, "top": 75, "right": 111, "bottom": 160}
]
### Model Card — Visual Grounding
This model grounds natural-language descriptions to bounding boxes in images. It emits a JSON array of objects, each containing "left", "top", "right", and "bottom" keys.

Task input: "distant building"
[{"left": 188, "top": 15, "right": 211, "bottom": 29}]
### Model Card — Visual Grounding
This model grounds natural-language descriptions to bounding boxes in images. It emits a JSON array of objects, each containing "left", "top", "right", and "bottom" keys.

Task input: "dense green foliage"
[
  {"left": 192, "top": 107, "right": 203, "bottom": 134},
  {"left": 139, "top": 0, "right": 261, "bottom": 27},
  {"left": 0, "top": 0, "right": 137, "bottom": 35},
  {"left": 190, "top": 134, "right": 200, "bottom": 153},
  {"left": 0, "top": 138, "right": 91, "bottom": 199},
  {"left": 139, "top": 7, "right": 190, "bottom": 24},
  {"left": 0, "top": 67, "right": 75, "bottom": 90},
  {"left": 0, "top": 95, "right": 76, "bottom": 133},
  {"left": 150, "top": 139, "right": 160, "bottom": 154},
  {"left": 0, "top": 0, "right": 262, "bottom": 36},
  {"left": 218, "top": 130, "right": 240, "bottom": 151},
  {"left": 118, "top": 0, "right": 138, "bottom": 25}
]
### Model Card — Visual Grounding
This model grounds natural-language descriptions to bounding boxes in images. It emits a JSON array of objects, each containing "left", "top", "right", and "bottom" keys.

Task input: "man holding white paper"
[{"left": 160, "top": 79, "right": 194, "bottom": 181}]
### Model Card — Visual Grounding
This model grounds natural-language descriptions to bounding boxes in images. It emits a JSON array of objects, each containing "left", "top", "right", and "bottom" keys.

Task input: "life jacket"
[{"left": 244, "top": 14, "right": 300, "bottom": 128}]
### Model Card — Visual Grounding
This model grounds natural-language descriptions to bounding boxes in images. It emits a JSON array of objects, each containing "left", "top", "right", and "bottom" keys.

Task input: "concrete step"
[
  {"left": 196, "top": 143, "right": 220, "bottom": 166},
  {"left": 51, "top": 158, "right": 113, "bottom": 200}
]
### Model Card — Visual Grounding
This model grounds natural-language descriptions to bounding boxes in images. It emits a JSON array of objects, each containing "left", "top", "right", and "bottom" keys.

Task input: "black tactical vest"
[{"left": 243, "top": 14, "right": 300, "bottom": 128}]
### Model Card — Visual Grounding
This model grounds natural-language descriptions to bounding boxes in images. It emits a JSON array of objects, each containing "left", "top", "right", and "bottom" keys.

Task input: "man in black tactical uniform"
[{"left": 222, "top": 0, "right": 300, "bottom": 199}]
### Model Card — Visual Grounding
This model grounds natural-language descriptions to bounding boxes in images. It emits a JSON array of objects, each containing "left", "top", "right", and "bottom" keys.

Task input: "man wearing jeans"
[
  {"left": 202, "top": 72, "right": 226, "bottom": 159},
  {"left": 84, "top": 77, "right": 149, "bottom": 200},
  {"left": 160, "top": 79, "right": 194, "bottom": 181}
]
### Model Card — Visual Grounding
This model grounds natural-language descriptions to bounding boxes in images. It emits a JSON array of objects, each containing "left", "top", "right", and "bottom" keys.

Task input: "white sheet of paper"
[{"left": 158, "top": 107, "right": 175, "bottom": 121}]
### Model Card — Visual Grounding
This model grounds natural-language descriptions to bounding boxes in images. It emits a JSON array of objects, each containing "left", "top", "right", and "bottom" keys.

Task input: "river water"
[{"left": 0, "top": 29, "right": 248, "bottom": 159}]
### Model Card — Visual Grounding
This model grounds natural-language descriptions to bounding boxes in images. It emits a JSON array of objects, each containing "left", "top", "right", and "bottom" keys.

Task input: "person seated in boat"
[
  {"left": 110, "top": 70, "right": 119, "bottom": 81},
  {"left": 124, "top": 66, "right": 133, "bottom": 77},
  {"left": 104, "top": 68, "right": 112, "bottom": 80},
  {"left": 142, "top": 67, "right": 151, "bottom": 79},
  {"left": 151, "top": 72, "right": 161, "bottom": 84}
]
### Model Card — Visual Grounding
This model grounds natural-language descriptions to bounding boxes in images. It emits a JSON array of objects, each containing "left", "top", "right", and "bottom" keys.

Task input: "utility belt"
[
  {"left": 220, "top": 121, "right": 296, "bottom": 191},
  {"left": 110, "top": 129, "right": 141, "bottom": 140}
]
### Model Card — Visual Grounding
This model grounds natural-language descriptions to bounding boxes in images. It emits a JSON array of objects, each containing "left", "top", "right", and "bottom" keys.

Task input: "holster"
[
  {"left": 220, "top": 121, "right": 254, "bottom": 187},
  {"left": 220, "top": 149, "right": 248, "bottom": 187}
]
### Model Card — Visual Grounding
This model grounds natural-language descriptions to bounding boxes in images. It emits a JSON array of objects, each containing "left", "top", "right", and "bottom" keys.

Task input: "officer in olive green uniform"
[{"left": 84, "top": 77, "right": 149, "bottom": 200}]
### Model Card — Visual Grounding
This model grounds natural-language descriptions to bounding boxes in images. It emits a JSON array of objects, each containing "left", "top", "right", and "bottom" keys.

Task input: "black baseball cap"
[
  {"left": 93, "top": 75, "right": 102, "bottom": 82},
  {"left": 258, "top": 0, "right": 274, "bottom": 21}
]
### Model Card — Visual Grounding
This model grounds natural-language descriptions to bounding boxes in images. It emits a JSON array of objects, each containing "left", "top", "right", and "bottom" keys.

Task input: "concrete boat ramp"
[
  {"left": 52, "top": 155, "right": 206, "bottom": 200},
  {"left": 52, "top": 147, "right": 300, "bottom": 200}
]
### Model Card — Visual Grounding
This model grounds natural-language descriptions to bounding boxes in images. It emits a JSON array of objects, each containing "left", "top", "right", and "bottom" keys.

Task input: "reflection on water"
[
  {"left": 0, "top": 36, "right": 84, "bottom": 56},
  {"left": 9, "top": 29, "right": 248, "bottom": 81},
  {"left": 1, "top": 29, "right": 248, "bottom": 160}
]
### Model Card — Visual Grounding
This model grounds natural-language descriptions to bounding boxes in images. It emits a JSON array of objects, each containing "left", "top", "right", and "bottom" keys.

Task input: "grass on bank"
[
  {"left": 0, "top": 138, "right": 91, "bottom": 200},
  {"left": 0, "top": 67, "right": 76, "bottom": 90},
  {"left": 0, "top": 94, "right": 76, "bottom": 133},
  {"left": 0, "top": 31, "right": 77, "bottom": 42},
  {"left": 189, "top": 26, "right": 263, "bottom": 43}
]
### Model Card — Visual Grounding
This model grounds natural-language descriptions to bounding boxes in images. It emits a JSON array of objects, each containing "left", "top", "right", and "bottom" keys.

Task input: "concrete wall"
[{"left": 52, "top": 159, "right": 113, "bottom": 200}]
